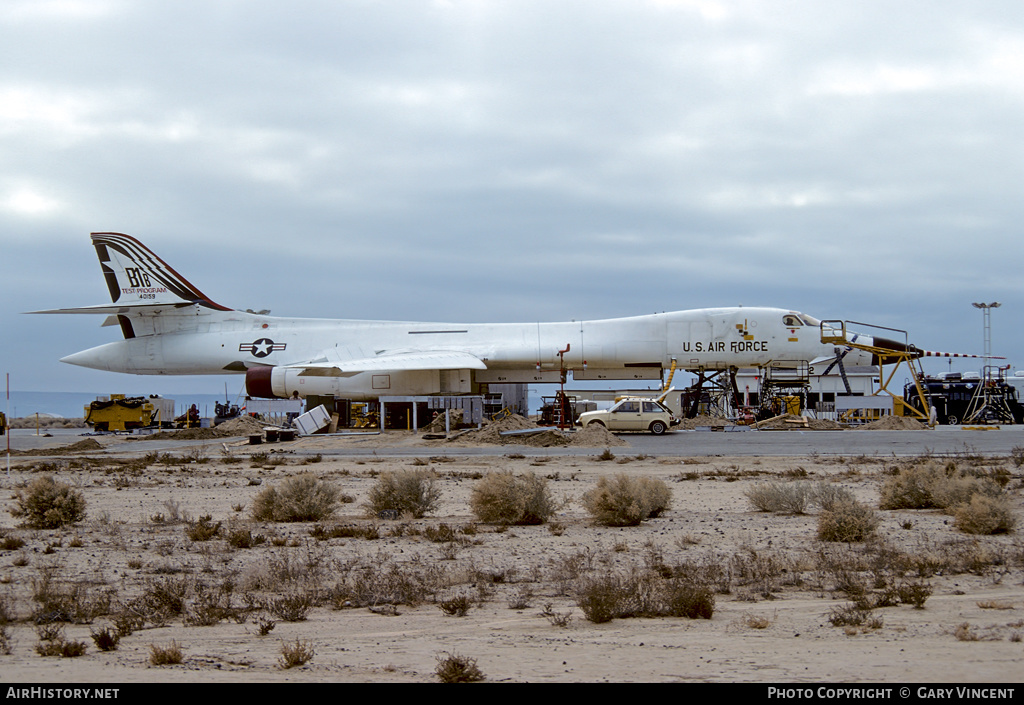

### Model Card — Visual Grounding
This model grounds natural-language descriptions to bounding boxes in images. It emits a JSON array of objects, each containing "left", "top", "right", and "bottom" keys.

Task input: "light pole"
[{"left": 971, "top": 302, "right": 1000, "bottom": 381}]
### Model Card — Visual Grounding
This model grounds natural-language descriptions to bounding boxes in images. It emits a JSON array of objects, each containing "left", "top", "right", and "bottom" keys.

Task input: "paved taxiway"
[{"left": 6, "top": 425, "right": 1024, "bottom": 458}]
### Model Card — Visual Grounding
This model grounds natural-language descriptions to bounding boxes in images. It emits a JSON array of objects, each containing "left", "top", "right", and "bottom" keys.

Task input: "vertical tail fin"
[{"left": 91, "top": 232, "right": 231, "bottom": 311}]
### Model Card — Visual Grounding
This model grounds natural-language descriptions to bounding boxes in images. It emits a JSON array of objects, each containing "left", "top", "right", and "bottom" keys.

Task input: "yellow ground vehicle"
[{"left": 84, "top": 395, "right": 157, "bottom": 432}]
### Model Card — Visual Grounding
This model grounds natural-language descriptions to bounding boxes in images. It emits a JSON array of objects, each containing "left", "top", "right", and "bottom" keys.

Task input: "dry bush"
[
  {"left": 329, "top": 558, "right": 447, "bottom": 608},
  {"left": 879, "top": 461, "right": 947, "bottom": 509},
  {"left": 439, "top": 593, "right": 473, "bottom": 617},
  {"left": 582, "top": 475, "right": 672, "bottom": 527},
  {"left": 575, "top": 567, "right": 715, "bottom": 623},
  {"left": 470, "top": 471, "right": 558, "bottom": 525},
  {"left": 227, "top": 528, "right": 266, "bottom": 549},
  {"left": 36, "top": 638, "right": 88, "bottom": 657},
  {"left": 184, "top": 515, "right": 222, "bottom": 541},
  {"left": 811, "top": 482, "right": 857, "bottom": 512},
  {"left": 817, "top": 498, "right": 879, "bottom": 543},
  {"left": 265, "top": 591, "right": 314, "bottom": 622},
  {"left": 31, "top": 569, "right": 113, "bottom": 625},
  {"left": 540, "top": 602, "right": 573, "bottom": 627},
  {"left": 251, "top": 473, "right": 341, "bottom": 522},
  {"left": 575, "top": 572, "right": 622, "bottom": 623},
  {"left": 828, "top": 603, "right": 882, "bottom": 630},
  {"left": 182, "top": 584, "right": 237, "bottom": 627},
  {"left": 90, "top": 626, "right": 120, "bottom": 651},
  {"left": 745, "top": 481, "right": 812, "bottom": 514},
  {"left": 435, "top": 651, "right": 485, "bottom": 683},
  {"left": 880, "top": 461, "right": 1002, "bottom": 512},
  {"left": 954, "top": 622, "right": 980, "bottom": 642},
  {"left": 149, "top": 640, "right": 184, "bottom": 665},
  {"left": 953, "top": 495, "right": 1017, "bottom": 535},
  {"left": 661, "top": 577, "right": 716, "bottom": 619},
  {"left": 366, "top": 469, "right": 441, "bottom": 518},
  {"left": 10, "top": 476, "right": 86, "bottom": 529},
  {"left": 279, "top": 639, "right": 315, "bottom": 669}
]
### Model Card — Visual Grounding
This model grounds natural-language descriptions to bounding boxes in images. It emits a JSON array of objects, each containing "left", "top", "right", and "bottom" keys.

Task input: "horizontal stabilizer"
[{"left": 27, "top": 302, "right": 196, "bottom": 315}]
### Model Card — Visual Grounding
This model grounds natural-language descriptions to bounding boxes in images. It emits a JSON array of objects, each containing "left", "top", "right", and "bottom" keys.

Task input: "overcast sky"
[{"left": 3, "top": 0, "right": 1023, "bottom": 400}]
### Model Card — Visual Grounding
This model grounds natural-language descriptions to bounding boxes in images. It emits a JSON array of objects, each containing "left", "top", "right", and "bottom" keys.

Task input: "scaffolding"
[
  {"left": 819, "top": 320, "right": 932, "bottom": 423},
  {"left": 963, "top": 366, "right": 1020, "bottom": 424},
  {"left": 756, "top": 361, "right": 810, "bottom": 419}
]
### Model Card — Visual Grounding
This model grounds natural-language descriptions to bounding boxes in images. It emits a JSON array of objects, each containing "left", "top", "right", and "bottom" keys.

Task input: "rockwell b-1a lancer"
[{"left": 33, "top": 233, "right": 955, "bottom": 402}]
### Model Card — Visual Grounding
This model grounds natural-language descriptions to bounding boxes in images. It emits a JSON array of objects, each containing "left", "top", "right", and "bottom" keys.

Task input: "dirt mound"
[
  {"left": 449, "top": 414, "right": 631, "bottom": 447},
  {"left": 569, "top": 423, "right": 629, "bottom": 447},
  {"left": 755, "top": 414, "right": 845, "bottom": 431},
  {"left": 216, "top": 415, "right": 270, "bottom": 436},
  {"left": 422, "top": 409, "right": 464, "bottom": 434},
  {"left": 136, "top": 415, "right": 271, "bottom": 441},
  {"left": 13, "top": 438, "right": 104, "bottom": 455},
  {"left": 453, "top": 414, "right": 540, "bottom": 444},
  {"left": 677, "top": 415, "right": 736, "bottom": 430},
  {"left": 857, "top": 415, "right": 927, "bottom": 430},
  {"left": 512, "top": 428, "right": 572, "bottom": 447}
]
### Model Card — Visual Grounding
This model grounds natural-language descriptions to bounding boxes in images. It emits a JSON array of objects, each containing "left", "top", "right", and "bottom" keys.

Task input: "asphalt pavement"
[{"left": 6, "top": 425, "right": 1024, "bottom": 458}]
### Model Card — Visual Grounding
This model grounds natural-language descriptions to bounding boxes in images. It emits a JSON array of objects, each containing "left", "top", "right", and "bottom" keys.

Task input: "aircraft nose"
[{"left": 60, "top": 343, "right": 125, "bottom": 371}]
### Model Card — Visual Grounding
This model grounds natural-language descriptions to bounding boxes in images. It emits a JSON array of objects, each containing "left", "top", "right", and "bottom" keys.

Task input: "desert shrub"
[
  {"left": 661, "top": 577, "right": 715, "bottom": 619},
  {"left": 90, "top": 626, "right": 120, "bottom": 651},
  {"left": 366, "top": 469, "right": 441, "bottom": 519},
  {"left": 828, "top": 603, "right": 876, "bottom": 627},
  {"left": 582, "top": 475, "right": 672, "bottom": 527},
  {"left": 575, "top": 568, "right": 715, "bottom": 623},
  {"left": 31, "top": 571, "right": 112, "bottom": 625},
  {"left": 931, "top": 474, "right": 1001, "bottom": 510},
  {"left": 182, "top": 584, "right": 235, "bottom": 627},
  {"left": 330, "top": 559, "right": 446, "bottom": 608},
  {"left": 811, "top": 482, "right": 857, "bottom": 512},
  {"left": 435, "top": 651, "right": 485, "bottom": 683},
  {"left": 10, "top": 476, "right": 86, "bottom": 529},
  {"left": 880, "top": 461, "right": 1002, "bottom": 512},
  {"left": 251, "top": 473, "right": 341, "bottom": 522},
  {"left": 184, "top": 515, "right": 222, "bottom": 541},
  {"left": 1, "top": 535, "right": 26, "bottom": 550},
  {"left": 227, "top": 528, "right": 266, "bottom": 549},
  {"left": 280, "top": 639, "right": 315, "bottom": 669},
  {"left": 745, "top": 481, "right": 812, "bottom": 514},
  {"left": 817, "top": 498, "right": 879, "bottom": 542},
  {"left": 265, "top": 591, "right": 314, "bottom": 622},
  {"left": 439, "top": 593, "right": 473, "bottom": 617},
  {"left": 577, "top": 573, "right": 622, "bottom": 623},
  {"left": 470, "top": 471, "right": 557, "bottom": 525},
  {"left": 36, "top": 637, "right": 87, "bottom": 657},
  {"left": 953, "top": 495, "right": 1016, "bottom": 535},
  {"left": 149, "top": 640, "right": 183, "bottom": 665},
  {"left": 130, "top": 576, "right": 193, "bottom": 627},
  {"left": 896, "top": 580, "right": 933, "bottom": 609},
  {"left": 309, "top": 523, "right": 379, "bottom": 541},
  {"left": 879, "top": 462, "right": 945, "bottom": 509}
]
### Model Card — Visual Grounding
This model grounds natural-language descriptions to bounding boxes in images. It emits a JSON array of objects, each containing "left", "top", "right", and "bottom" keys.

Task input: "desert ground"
[{"left": 1, "top": 417, "right": 1023, "bottom": 684}]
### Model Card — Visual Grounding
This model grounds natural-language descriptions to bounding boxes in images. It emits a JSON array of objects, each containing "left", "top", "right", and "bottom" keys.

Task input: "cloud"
[{"left": 3, "top": 1, "right": 1024, "bottom": 395}]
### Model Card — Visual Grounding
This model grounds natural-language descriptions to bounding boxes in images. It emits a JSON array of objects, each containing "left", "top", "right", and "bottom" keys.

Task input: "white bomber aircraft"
[{"left": 34, "top": 233, "right": 942, "bottom": 401}]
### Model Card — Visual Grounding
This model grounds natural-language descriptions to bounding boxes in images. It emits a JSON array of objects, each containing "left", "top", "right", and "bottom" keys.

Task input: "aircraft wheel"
[
  {"left": 649, "top": 420, "right": 667, "bottom": 435},
  {"left": 946, "top": 415, "right": 958, "bottom": 425}
]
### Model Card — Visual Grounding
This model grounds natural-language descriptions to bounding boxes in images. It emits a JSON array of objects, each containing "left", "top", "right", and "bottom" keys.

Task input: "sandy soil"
[{"left": 0, "top": 427, "right": 1022, "bottom": 684}]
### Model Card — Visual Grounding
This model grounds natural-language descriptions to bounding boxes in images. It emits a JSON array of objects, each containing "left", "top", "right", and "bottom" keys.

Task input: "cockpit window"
[
  {"left": 783, "top": 314, "right": 802, "bottom": 327},
  {"left": 799, "top": 314, "right": 821, "bottom": 327}
]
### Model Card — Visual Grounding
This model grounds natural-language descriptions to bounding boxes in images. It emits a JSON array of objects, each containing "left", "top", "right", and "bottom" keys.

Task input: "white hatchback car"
[{"left": 577, "top": 398, "right": 679, "bottom": 435}]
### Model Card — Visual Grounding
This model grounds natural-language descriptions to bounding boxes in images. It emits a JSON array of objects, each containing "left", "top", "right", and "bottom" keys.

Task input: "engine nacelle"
[{"left": 245, "top": 366, "right": 472, "bottom": 400}]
